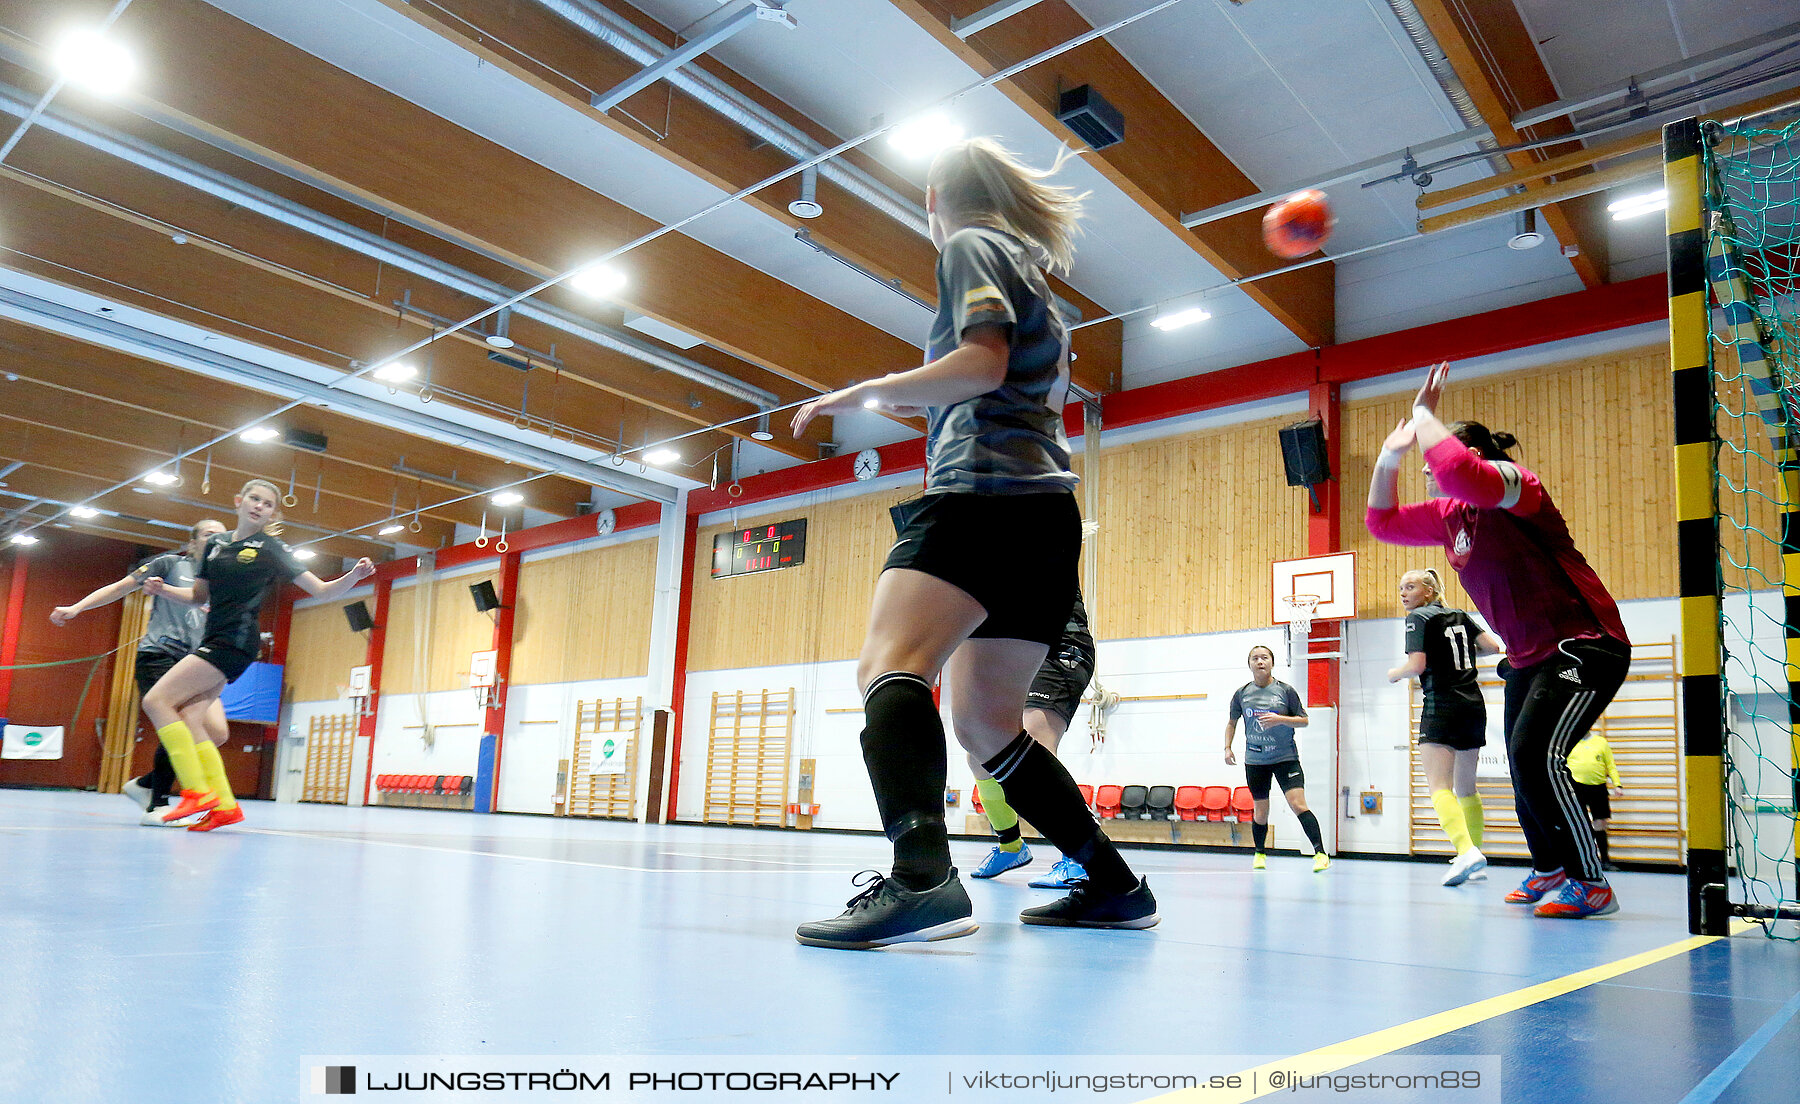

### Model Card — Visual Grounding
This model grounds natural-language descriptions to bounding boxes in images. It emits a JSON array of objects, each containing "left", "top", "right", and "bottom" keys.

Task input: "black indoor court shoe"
[
  {"left": 795, "top": 869, "right": 978, "bottom": 950},
  {"left": 1019, "top": 877, "right": 1160, "bottom": 929}
]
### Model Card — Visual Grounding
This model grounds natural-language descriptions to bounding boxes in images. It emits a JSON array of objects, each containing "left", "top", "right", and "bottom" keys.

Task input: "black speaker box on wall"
[
  {"left": 1279, "top": 418, "right": 1331, "bottom": 486},
  {"left": 469, "top": 579, "right": 501, "bottom": 613},
  {"left": 344, "top": 600, "right": 375, "bottom": 633}
]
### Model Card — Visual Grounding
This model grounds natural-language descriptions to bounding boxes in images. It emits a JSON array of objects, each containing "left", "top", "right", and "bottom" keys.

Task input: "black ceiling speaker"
[
  {"left": 1056, "top": 85, "right": 1125, "bottom": 150},
  {"left": 1279, "top": 418, "right": 1331, "bottom": 486},
  {"left": 344, "top": 600, "right": 375, "bottom": 633},
  {"left": 469, "top": 579, "right": 502, "bottom": 613},
  {"left": 283, "top": 428, "right": 328, "bottom": 453}
]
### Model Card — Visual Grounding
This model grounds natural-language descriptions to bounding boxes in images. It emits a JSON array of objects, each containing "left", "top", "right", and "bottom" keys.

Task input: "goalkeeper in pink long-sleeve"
[{"left": 1365, "top": 362, "right": 1632, "bottom": 919}]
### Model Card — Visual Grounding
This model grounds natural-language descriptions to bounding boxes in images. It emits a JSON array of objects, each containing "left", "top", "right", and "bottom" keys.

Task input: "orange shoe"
[
  {"left": 187, "top": 806, "right": 244, "bottom": 832},
  {"left": 161, "top": 788, "right": 219, "bottom": 823}
]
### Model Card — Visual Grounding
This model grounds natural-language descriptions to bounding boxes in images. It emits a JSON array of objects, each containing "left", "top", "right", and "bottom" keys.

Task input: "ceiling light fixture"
[
  {"left": 292, "top": 548, "right": 316, "bottom": 561},
  {"left": 52, "top": 28, "right": 137, "bottom": 96},
  {"left": 373, "top": 362, "right": 418, "bottom": 383},
  {"left": 490, "top": 491, "right": 524, "bottom": 507},
  {"left": 239, "top": 426, "right": 280, "bottom": 444},
  {"left": 1149, "top": 307, "right": 1212, "bottom": 332},
  {"left": 378, "top": 523, "right": 405, "bottom": 536},
  {"left": 68, "top": 505, "right": 100, "bottom": 519},
  {"left": 1507, "top": 208, "right": 1545, "bottom": 250},
  {"left": 788, "top": 165, "right": 823, "bottom": 219},
  {"left": 750, "top": 412, "right": 775, "bottom": 442},
  {"left": 644, "top": 448, "right": 680, "bottom": 466},
  {"left": 9, "top": 532, "right": 39, "bottom": 545},
  {"left": 141, "top": 470, "right": 178, "bottom": 486},
  {"left": 570, "top": 263, "right": 627, "bottom": 299},
  {"left": 888, "top": 113, "right": 964, "bottom": 159},
  {"left": 1608, "top": 188, "right": 1668, "bottom": 221},
  {"left": 486, "top": 308, "right": 516, "bottom": 349}
]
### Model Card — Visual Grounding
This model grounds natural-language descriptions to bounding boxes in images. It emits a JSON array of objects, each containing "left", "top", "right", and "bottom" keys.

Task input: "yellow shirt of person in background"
[{"left": 1566, "top": 732, "right": 1621, "bottom": 788}]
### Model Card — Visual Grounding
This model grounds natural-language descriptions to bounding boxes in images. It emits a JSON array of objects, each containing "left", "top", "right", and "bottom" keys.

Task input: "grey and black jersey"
[
  {"left": 130, "top": 551, "right": 205, "bottom": 658},
  {"left": 922, "top": 227, "right": 1076, "bottom": 496},
  {"left": 1229, "top": 679, "right": 1307, "bottom": 766},
  {"left": 1404, "top": 602, "right": 1488, "bottom": 715}
]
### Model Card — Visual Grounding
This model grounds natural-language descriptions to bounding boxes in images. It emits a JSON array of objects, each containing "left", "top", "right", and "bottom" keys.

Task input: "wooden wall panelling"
[
  {"left": 284, "top": 597, "right": 365, "bottom": 703},
  {"left": 1093, "top": 415, "right": 1310, "bottom": 639},
  {"left": 686, "top": 486, "right": 916, "bottom": 672},
  {"left": 380, "top": 576, "right": 495, "bottom": 695},
  {"left": 510, "top": 541, "right": 658, "bottom": 685}
]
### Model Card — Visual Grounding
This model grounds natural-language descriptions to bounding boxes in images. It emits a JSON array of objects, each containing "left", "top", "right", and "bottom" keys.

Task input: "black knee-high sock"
[
  {"left": 1595, "top": 829, "right": 1610, "bottom": 866},
  {"left": 149, "top": 745, "right": 177, "bottom": 803},
  {"left": 1296, "top": 810, "right": 1326, "bottom": 854},
  {"left": 860, "top": 672, "right": 950, "bottom": 890},
  {"left": 1252, "top": 821, "right": 1268, "bottom": 852},
  {"left": 984, "top": 732, "right": 1136, "bottom": 893}
]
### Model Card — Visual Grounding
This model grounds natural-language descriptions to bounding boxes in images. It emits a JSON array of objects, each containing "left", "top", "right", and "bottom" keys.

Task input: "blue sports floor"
[{"left": 1, "top": 790, "right": 1795, "bottom": 1103}]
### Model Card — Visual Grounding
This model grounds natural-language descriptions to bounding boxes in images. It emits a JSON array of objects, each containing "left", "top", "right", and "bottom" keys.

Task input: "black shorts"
[
  {"left": 193, "top": 637, "right": 258, "bottom": 683},
  {"left": 1419, "top": 706, "right": 1487, "bottom": 750},
  {"left": 1025, "top": 638, "right": 1096, "bottom": 727},
  {"left": 134, "top": 650, "right": 184, "bottom": 697},
  {"left": 884, "top": 491, "right": 1080, "bottom": 648},
  {"left": 1245, "top": 759, "right": 1305, "bottom": 801},
  {"left": 1572, "top": 781, "right": 1612, "bottom": 820}
]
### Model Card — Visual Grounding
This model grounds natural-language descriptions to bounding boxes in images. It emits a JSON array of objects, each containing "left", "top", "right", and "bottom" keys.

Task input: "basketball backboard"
[{"left": 1272, "top": 552, "right": 1356, "bottom": 623}]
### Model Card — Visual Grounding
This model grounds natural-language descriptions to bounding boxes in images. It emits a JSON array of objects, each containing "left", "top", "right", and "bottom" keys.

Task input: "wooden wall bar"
[
  {"left": 1342, "top": 345, "right": 1675, "bottom": 618},
  {"left": 510, "top": 540, "right": 657, "bottom": 684}
]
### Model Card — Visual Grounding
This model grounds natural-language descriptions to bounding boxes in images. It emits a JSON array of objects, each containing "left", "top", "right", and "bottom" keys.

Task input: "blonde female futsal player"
[
  {"left": 141, "top": 478, "right": 374, "bottom": 831},
  {"left": 1388, "top": 568, "right": 1502, "bottom": 885},
  {"left": 789, "top": 138, "right": 1155, "bottom": 949}
]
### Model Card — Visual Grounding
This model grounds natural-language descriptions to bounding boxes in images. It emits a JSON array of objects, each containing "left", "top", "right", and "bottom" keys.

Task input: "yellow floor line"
[{"left": 1143, "top": 920, "right": 1756, "bottom": 1103}]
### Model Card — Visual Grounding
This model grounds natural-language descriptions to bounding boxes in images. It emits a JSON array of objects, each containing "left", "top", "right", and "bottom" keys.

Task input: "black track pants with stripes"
[{"left": 1501, "top": 637, "right": 1631, "bottom": 883}]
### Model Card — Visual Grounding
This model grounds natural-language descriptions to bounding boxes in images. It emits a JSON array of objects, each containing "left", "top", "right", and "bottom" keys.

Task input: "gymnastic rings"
[
  {"left": 727, "top": 482, "right": 745, "bottom": 498},
  {"left": 418, "top": 386, "right": 434, "bottom": 404},
  {"left": 496, "top": 518, "right": 509, "bottom": 553},
  {"left": 283, "top": 468, "right": 299, "bottom": 507},
  {"left": 408, "top": 515, "right": 423, "bottom": 534},
  {"left": 475, "top": 511, "right": 489, "bottom": 548}
]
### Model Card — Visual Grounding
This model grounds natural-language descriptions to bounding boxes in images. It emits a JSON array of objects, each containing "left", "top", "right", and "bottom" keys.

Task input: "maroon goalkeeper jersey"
[{"left": 1366, "top": 438, "right": 1628, "bottom": 668}]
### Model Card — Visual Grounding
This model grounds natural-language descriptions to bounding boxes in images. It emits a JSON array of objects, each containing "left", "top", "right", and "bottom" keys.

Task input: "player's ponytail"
[
  {"left": 1447, "top": 421, "right": 1516, "bottom": 462},
  {"left": 928, "top": 137, "right": 1088, "bottom": 273}
]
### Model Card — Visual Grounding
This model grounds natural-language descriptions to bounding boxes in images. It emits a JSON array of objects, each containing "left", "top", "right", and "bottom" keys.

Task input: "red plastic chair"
[
  {"left": 1232, "top": 786, "right": 1256, "bottom": 822},
  {"left": 1201, "top": 785, "right": 1231, "bottom": 822},
  {"left": 1094, "top": 784, "right": 1124, "bottom": 819},
  {"left": 1077, "top": 784, "right": 1095, "bottom": 809},
  {"left": 1173, "top": 785, "right": 1204, "bottom": 821}
]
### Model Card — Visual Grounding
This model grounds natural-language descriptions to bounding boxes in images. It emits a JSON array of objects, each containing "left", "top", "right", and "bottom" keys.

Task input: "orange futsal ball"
[{"left": 1262, "top": 189, "right": 1335, "bottom": 259}]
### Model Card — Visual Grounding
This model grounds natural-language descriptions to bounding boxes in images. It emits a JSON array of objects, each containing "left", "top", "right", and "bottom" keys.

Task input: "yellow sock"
[
  {"left": 155, "top": 722, "right": 208, "bottom": 792},
  {"left": 1459, "top": 794, "right": 1485, "bottom": 847},
  {"left": 976, "top": 778, "right": 1022, "bottom": 851},
  {"left": 193, "top": 739, "right": 238, "bottom": 811},
  {"left": 1432, "top": 789, "right": 1473, "bottom": 853}
]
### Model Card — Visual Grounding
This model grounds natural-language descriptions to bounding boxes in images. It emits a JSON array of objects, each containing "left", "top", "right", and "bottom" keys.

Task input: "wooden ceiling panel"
[{"left": 893, "top": 0, "right": 1336, "bottom": 348}]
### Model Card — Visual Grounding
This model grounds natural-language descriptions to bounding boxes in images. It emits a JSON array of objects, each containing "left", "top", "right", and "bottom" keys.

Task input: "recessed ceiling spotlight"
[
  {"left": 570, "top": 263, "right": 627, "bottom": 299},
  {"left": 141, "top": 470, "right": 178, "bottom": 486},
  {"left": 490, "top": 491, "right": 524, "bottom": 506},
  {"left": 292, "top": 548, "right": 316, "bottom": 561},
  {"left": 239, "top": 426, "right": 280, "bottom": 444},
  {"left": 68, "top": 505, "right": 99, "bottom": 519},
  {"left": 644, "top": 448, "right": 680, "bottom": 466},
  {"left": 52, "top": 28, "right": 136, "bottom": 96},
  {"left": 9, "top": 532, "right": 39, "bottom": 545},
  {"left": 373, "top": 362, "right": 417, "bottom": 383},
  {"left": 888, "top": 113, "right": 964, "bottom": 159},
  {"left": 1149, "top": 307, "right": 1211, "bottom": 332},
  {"left": 378, "top": 523, "right": 405, "bottom": 536}
]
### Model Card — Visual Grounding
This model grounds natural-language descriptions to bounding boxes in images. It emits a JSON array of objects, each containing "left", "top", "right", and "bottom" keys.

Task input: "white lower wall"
[
  {"left": 672, "top": 596, "right": 1688, "bottom": 856},
  {"left": 496, "top": 677, "right": 651, "bottom": 816}
]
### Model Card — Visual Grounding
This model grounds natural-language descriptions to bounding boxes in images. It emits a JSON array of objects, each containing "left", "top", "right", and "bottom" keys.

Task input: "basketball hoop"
[
  {"left": 1279, "top": 593, "right": 1320, "bottom": 665},
  {"left": 468, "top": 649, "right": 498, "bottom": 713}
]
